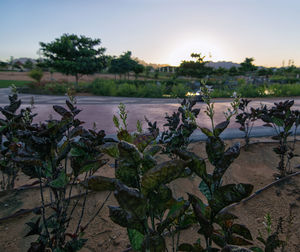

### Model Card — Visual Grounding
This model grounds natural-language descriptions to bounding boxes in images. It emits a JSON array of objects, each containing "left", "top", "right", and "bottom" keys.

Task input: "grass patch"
[{"left": 0, "top": 80, "right": 32, "bottom": 88}]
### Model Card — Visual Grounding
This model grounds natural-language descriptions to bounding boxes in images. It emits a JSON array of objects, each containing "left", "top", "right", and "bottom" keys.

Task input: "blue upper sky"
[{"left": 1, "top": 0, "right": 300, "bottom": 66}]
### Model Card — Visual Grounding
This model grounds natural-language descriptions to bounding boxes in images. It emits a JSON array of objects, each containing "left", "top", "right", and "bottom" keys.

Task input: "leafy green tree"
[
  {"left": 229, "top": 66, "right": 239, "bottom": 76},
  {"left": 23, "top": 59, "right": 34, "bottom": 70},
  {"left": 214, "top": 67, "right": 228, "bottom": 76},
  {"left": 177, "top": 53, "right": 213, "bottom": 78},
  {"left": 108, "top": 51, "right": 139, "bottom": 79},
  {"left": 40, "top": 34, "right": 107, "bottom": 85},
  {"left": 133, "top": 63, "right": 145, "bottom": 79},
  {"left": 239, "top": 57, "right": 257, "bottom": 74}
]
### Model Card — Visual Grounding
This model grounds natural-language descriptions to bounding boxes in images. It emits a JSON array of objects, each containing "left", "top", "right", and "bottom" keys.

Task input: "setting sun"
[{"left": 167, "top": 38, "right": 224, "bottom": 66}]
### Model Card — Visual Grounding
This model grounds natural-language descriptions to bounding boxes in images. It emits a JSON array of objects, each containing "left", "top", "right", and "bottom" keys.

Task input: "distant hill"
[
  {"left": 135, "top": 57, "right": 240, "bottom": 69},
  {"left": 12, "top": 57, "right": 37, "bottom": 64},
  {"left": 206, "top": 61, "right": 240, "bottom": 69}
]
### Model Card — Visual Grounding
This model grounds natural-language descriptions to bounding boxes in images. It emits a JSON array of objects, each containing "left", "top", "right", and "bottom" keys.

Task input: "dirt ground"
[
  {"left": 0, "top": 139, "right": 300, "bottom": 251},
  {"left": 0, "top": 71, "right": 148, "bottom": 82}
]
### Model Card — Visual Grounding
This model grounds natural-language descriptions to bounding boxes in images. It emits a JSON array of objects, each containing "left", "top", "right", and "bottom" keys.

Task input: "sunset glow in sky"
[{"left": 1, "top": 0, "right": 300, "bottom": 67}]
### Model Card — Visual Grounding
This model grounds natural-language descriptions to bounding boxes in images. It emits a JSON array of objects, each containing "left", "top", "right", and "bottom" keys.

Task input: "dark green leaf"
[
  {"left": 199, "top": 180, "right": 213, "bottom": 200},
  {"left": 214, "top": 120, "right": 230, "bottom": 137},
  {"left": 200, "top": 127, "right": 213, "bottom": 137},
  {"left": 141, "top": 159, "right": 188, "bottom": 195},
  {"left": 114, "top": 181, "right": 147, "bottom": 218},
  {"left": 210, "top": 183, "right": 253, "bottom": 214},
  {"left": 231, "top": 224, "right": 253, "bottom": 241},
  {"left": 127, "top": 228, "right": 144, "bottom": 251},
  {"left": 250, "top": 247, "right": 264, "bottom": 252},
  {"left": 87, "top": 176, "right": 117, "bottom": 191},
  {"left": 108, "top": 206, "right": 145, "bottom": 234},
  {"left": 49, "top": 171, "right": 69, "bottom": 189},
  {"left": 53, "top": 105, "right": 72, "bottom": 118},
  {"left": 206, "top": 136, "right": 225, "bottom": 166}
]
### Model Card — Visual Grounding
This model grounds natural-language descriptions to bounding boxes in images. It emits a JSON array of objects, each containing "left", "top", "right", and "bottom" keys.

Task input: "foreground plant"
[
  {"left": 160, "top": 98, "right": 200, "bottom": 156},
  {"left": 175, "top": 84, "right": 254, "bottom": 251},
  {"left": 260, "top": 100, "right": 299, "bottom": 178},
  {"left": 0, "top": 85, "right": 36, "bottom": 190},
  {"left": 236, "top": 99, "right": 260, "bottom": 150},
  {"left": 16, "top": 96, "right": 108, "bottom": 251},
  {"left": 88, "top": 104, "right": 194, "bottom": 251}
]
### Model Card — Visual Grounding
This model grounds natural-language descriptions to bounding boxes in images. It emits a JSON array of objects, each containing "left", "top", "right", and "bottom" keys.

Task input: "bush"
[
  {"left": 171, "top": 83, "right": 187, "bottom": 98},
  {"left": 90, "top": 79, "right": 117, "bottom": 96},
  {"left": 117, "top": 83, "right": 137, "bottom": 97},
  {"left": 28, "top": 68, "right": 43, "bottom": 83}
]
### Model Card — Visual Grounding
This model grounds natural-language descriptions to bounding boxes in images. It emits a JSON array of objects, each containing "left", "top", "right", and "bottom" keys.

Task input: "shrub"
[
  {"left": 0, "top": 86, "right": 35, "bottom": 190},
  {"left": 90, "top": 79, "right": 117, "bottom": 96},
  {"left": 117, "top": 83, "right": 137, "bottom": 97},
  {"left": 28, "top": 68, "right": 43, "bottom": 84},
  {"left": 260, "top": 100, "right": 300, "bottom": 178},
  {"left": 171, "top": 83, "right": 187, "bottom": 98},
  {"left": 16, "top": 98, "right": 108, "bottom": 251}
]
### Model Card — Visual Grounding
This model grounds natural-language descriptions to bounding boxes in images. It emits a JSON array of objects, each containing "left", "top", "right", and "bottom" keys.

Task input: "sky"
[{"left": 1, "top": 0, "right": 300, "bottom": 67}]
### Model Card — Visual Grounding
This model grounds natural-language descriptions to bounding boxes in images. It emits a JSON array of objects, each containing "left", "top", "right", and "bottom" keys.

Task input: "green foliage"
[
  {"left": 239, "top": 58, "right": 257, "bottom": 73},
  {"left": 15, "top": 97, "right": 108, "bottom": 251},
  {"left": 260, "top": 100, "right": 300, "bottom": 178},
  {"left": 28, "top": 68, "right": 43, "bottom": 83},
  {"left": 236, "top": 99, "right": 261, "bottom": 149},
  {"left": 0, "top": 80, "right": 31, "bottom": 88},
  {"left": 174, "top": 83, "right": 254, "bottom": 251},
  {"left": 250, "top": 213, "right": 286, "bottom": 252},
  {"left": 40, "top": 34, "right": 107, "bottom": 85},
  {"left": 160, "top": 98, "right": 200, "bottom": 155},
  {"left": 171, "top": 83, "right": 187, "bottom": 98},
  {"left": 0, "top": 87, "right": 35, "bottom": 190},
  {"left": 109, "top": 51, "right": 142, "bottom": 79},
  {"left": 23, "top": 59, "right": 34, "bottom": 70},
  {"left": 177, "top": 52, "right": 213, "bottom": 78},
  {"left": 89, "top": 105, "right": 195, "bottom": 251}
]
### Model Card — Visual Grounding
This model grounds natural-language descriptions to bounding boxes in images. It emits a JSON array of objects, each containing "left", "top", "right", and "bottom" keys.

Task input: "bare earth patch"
[{"left": 0, "top": 139, "right": 300, "bottom": 251}]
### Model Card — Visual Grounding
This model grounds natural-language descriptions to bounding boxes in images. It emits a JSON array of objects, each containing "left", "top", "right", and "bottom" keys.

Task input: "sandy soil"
[{"left": 0, "top": 139, "right": 300, "bottom": 251}]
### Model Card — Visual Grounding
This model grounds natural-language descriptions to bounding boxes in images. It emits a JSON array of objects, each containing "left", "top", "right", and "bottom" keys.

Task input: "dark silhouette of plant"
[
  {"left": 177, "top": 53, "right": 213, "bottom": 78},
  {"left": 236, "top": 99, "right": 260, "bottom": 150},
  {"left": 88, "top": 105, "right": 193, "bottom": 251},
  {"left": 260, "top": 100, "right": 299, "bottom": 178},
  {"left": 16, "top": 96, "right": 108, "bottom": 251},
  {"left": 0, "top": 86, "right": 36, "bottom": 190},
  {"left": 160, "top": 98, "right": 200, "bottom": 156},
  {"left": 175, "top": 85, "right": 254, "bottom": 251}
]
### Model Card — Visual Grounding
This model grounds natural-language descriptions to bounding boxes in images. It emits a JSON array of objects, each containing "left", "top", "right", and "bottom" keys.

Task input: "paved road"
[{"left": 1, "top": 88, "right": 300, "bottom": 137}]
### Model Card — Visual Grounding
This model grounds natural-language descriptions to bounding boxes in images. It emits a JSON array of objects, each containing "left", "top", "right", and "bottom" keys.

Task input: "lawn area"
[{"left": 0, "top": 80, "right": 31, "bottom": 88}]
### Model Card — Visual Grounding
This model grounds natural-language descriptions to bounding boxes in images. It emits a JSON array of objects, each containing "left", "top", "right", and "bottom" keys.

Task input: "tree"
[
  {"left": 214, "top": 67, "right": 228, "bottom": 76},
  {"left": 108, "top": 51, "right": 139, "bottom": 79},
  {"left": 229, "top": 66, "right": 239, "bottom": 76},
  {"left": 133, "top": 63, "right": 144, "bottom": 79},
  {"left": 23, "top": 59, "right": 34, "bottom": 70},
  {"left": 40, "top": 34, "right": 107, "bottom": 85},
  {"left": 177, "top": 53, "right": 213, "bottom": 78},
  {"left": 239, "top": 57, "right": 257, "bottom": 74}
]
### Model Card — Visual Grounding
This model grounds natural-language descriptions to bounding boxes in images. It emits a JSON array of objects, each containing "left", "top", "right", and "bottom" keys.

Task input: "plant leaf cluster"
[
  {"left": 15, "top": 98, "right": 108, "bottom": 251},
  {"left": 160, "top": 98, "right": 200, "bottom": 155},
  {"left": 260, "top": 100, "right": 300, "bottom": 178},
  {"left": 0, "top": 87, "right": 36, "bottom": 190}
]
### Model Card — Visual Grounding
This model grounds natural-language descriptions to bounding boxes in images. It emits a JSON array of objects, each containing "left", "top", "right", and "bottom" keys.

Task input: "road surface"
[{"left": 0, "top": 88, "right": 299, "bottom": 138}]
